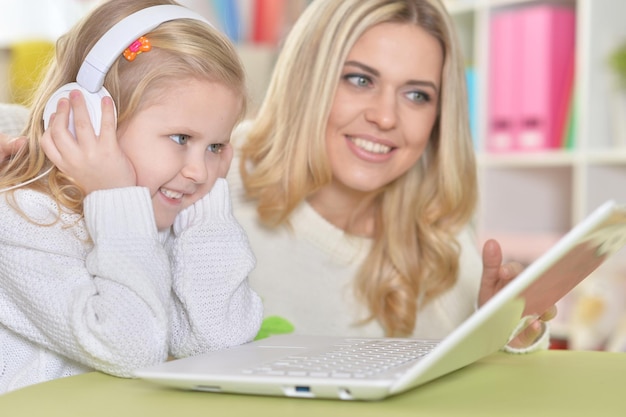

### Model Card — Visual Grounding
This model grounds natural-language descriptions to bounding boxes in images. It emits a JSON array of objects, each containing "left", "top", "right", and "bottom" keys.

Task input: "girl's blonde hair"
[
  {"left": 240, "top": 0, "right": 477, "bottom": 336},
  {"left": 1, "top": 0, "right": 246, "bottom": 217}
]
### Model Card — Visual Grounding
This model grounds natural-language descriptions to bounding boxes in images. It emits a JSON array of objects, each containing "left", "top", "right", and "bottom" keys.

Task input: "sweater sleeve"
[
  {"left": 0, "top": 187, "right": 171, "bottom": 377},
  {"left": 168, "top": 178, "right": 263, "bottom": 357},
  {"left": 501, "top": 318, "right": 551, "bottom": 354},
  {"left": 81, "top": 187, "right": 172, "bottom": 370}
]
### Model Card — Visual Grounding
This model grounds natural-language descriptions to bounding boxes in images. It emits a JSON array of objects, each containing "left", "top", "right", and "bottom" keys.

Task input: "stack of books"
[{"left": 209, "top": 0, "right": 310, "bottom": 45}]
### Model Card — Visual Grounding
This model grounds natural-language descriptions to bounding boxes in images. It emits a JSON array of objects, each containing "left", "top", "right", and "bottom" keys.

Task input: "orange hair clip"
[{"left": 123, "top": 36, "right": 151, "bottom": 62}]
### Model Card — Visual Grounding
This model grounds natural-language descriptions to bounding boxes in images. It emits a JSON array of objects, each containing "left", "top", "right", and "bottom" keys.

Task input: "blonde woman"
[{"left": 230, "top": 0, "right": 553, "bottom": 347}]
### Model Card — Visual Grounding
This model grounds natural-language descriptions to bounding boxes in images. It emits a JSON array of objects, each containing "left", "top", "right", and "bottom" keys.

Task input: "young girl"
[{"left": 0, "top": 0, "right": 262, "bottom": 394}]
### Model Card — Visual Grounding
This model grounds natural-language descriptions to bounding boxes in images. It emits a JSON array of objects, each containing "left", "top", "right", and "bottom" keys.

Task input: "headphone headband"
[{"left": 77, "top": 4, "right": 211, "bottom": 93}]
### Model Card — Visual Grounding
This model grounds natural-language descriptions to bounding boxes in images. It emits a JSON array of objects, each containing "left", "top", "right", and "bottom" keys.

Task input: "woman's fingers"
[{"left": 540, "top": 304, "right": 558, "bottom": 322}]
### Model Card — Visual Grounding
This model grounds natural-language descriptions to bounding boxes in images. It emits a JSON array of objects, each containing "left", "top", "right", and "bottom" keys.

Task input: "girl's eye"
[
  {"left": 169, "top": 134, "right": 190, "bottom": 145},
  {"left": 407, "top": 90, "right": 431, "bottom": 103},
  {"left": 208, "top": 143, "right": 224, "bottom": 154},
  {"left": 344, "top": 73, "right": 372, "bottom": 88}
]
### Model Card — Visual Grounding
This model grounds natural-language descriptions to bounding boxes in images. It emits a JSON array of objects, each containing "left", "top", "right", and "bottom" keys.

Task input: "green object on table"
[{"left": 254, "top": 315, "right": 295, "bottom": 340}]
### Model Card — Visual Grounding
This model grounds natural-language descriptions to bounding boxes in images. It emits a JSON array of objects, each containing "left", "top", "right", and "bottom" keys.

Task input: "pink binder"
[
  {"left": 516, "top": 5, "right": 576, "bottom": 151},
  {"left": 487, "top": 10, "right": 521, "bottom": 153}
]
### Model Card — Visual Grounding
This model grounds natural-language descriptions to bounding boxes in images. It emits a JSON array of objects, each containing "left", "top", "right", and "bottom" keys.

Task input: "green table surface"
[{"left": 1, "top": 350, "right": 624, "bottom": 416}]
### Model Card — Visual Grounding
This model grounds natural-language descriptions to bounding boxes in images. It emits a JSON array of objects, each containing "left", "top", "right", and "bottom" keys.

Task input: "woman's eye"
[
  {"left": 344, "top": 74, "right": 372, "bottom": 88},
  {"left": 208, "top": 143, "right": 224, "bottom": 154},
  {"left": 169, "top": 134, "right": 190, "bottom": 145},
  {"left": 407, "top": 90, "right": 431, "bottom": 103}
]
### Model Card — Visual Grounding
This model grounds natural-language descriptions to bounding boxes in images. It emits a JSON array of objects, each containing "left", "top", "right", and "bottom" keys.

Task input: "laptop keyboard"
[{"left": 242, "top": 339, "right": 439, "bottom": 378}]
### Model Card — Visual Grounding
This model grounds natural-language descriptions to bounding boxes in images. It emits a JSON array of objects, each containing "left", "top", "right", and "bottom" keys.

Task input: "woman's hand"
[
  {"left": 40, "top": 90, "right": 136, "bottom": 194},
  {"left": 479, "top": 239, "right": 557, "bottom": 349},
  {"left": 0, "top": 133, "right": 27, "bottom": 162}
]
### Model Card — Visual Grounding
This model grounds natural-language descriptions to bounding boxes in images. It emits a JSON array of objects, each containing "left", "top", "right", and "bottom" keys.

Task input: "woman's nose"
[{"left": 364, "top": 90, "right": 398, "bottom": 130}]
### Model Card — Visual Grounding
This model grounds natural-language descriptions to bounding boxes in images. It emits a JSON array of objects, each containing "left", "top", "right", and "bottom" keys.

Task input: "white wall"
[{"left": 0, "top": 0, "right": 101, "bottom": 47}]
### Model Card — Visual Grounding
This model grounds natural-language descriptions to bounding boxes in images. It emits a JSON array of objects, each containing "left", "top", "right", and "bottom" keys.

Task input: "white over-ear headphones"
[
  {"left": 0, "top": 5, "right": 210, "bottom": 194},
  {"left": 42, "top": 4, "right": 210, "bottom": 136}
]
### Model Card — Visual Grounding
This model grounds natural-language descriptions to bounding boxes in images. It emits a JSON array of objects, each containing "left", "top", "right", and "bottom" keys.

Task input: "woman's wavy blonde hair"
[
  {"left": 240, "top": 0, "right": 477, "bottom": 336},
  {"left": 0, "top": 0, "right": 246, "bottom": 220}
]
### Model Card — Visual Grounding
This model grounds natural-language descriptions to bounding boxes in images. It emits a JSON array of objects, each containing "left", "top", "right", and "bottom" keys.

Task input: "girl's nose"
[{"left": 181, "top": 153, "right": 209, "bottom": 184}]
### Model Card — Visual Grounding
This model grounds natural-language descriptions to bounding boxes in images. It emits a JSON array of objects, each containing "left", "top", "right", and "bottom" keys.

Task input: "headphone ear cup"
[{"left": 42, "top": 82, "right": 115, "bottom": 137}]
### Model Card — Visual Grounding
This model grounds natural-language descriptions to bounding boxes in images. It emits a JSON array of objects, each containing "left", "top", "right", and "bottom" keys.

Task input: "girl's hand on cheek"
[{"left": 40, "top": 91, "right": 136, "bottom": 194}]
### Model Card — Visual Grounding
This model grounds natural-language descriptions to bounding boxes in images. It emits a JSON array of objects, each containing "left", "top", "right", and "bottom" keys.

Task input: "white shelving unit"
[
  {"left": 446, "top": 0, "right": 626, "bottom": 256},
  {"left": 446, "top": 0, "right": 626, "bottom": 346}
]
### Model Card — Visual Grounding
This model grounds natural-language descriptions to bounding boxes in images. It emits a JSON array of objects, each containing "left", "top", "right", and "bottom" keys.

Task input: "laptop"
[{"left": 135, "top": 200, "right": 626, "bottom": 401}]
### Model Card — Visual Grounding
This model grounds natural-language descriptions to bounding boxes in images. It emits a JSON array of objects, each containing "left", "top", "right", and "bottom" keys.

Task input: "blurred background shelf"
[{"left": 447, "top": 0, "right": 626, "bottom": 351}]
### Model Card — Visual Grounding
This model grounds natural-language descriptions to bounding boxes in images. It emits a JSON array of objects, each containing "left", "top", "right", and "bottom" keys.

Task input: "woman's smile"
[{"left": 349, "top": 136, "right": 394, "bottom": 154}]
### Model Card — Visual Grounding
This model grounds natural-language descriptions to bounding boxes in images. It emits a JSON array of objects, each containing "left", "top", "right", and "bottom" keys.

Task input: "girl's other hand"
[{"left": 0, "top": 133, "right": 27, "bottom": 162}]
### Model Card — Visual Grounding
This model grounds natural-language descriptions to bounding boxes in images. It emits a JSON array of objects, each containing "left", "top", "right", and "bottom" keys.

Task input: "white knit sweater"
[
  {"left": 227, "top": 146, "right": 481, "bottom": 339},
  {"left": 228, "top": 123, "right": 549, "bottom": 352},
  {"left": 0, "top": 178, "right": 263, "bottom": 393}
]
